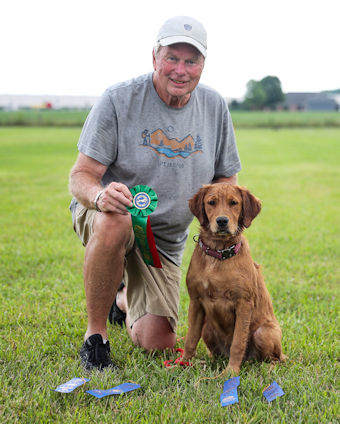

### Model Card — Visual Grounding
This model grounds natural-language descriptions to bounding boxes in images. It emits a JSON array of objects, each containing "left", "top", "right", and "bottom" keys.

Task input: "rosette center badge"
[{"left": 133, "top": 192, "right": 151, "bottom": 210}]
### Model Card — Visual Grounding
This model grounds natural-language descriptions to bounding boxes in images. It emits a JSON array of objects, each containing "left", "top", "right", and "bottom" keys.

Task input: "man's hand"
[
  {"left": 96, "top": 182, "right": 133, "bottom": 214},
  {"left": 69, "top": 153, "right": 133, "bottom": 213}
]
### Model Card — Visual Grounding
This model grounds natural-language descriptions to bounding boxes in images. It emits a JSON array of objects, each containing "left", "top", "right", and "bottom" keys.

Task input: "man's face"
[{"left": 152, "top": 43, "right": 205, "bottom": 107}]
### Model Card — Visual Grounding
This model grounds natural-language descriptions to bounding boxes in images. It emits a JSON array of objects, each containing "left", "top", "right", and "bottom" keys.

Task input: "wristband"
[{"left": 94, "top": 190, "right": 104, "bottom": 212}]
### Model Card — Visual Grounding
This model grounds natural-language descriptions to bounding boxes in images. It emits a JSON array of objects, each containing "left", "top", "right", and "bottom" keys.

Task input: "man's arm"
[
  {"left": 69, "top": 152, "right": 132, "bottom": 214},
  {"left": 212, "top": 174, "right": 238, "bottom": 185}
]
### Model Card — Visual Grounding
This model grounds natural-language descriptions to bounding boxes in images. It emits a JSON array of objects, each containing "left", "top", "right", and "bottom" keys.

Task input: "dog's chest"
[
  {"left": 188, "top": 269, "right": 236, "bottom": 303},
  {"left": 187, "top": 252, "right": 249, "bottom": 304},
  {"left": 195, "top": 277, "right": 237, "bottom": 325},
  {"left": 199, "top": 278, "right": 233, "bottom": 301}
]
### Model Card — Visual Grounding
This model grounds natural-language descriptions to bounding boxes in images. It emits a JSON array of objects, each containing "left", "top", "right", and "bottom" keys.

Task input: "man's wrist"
[{"left": 94, "top": 190, "right": 104, "bottom": 212}]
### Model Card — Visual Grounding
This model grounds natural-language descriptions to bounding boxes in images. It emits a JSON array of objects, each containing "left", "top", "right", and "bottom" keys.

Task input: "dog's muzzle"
[{"left": 216, "top": 216, "right": 229, "bottom": 233}]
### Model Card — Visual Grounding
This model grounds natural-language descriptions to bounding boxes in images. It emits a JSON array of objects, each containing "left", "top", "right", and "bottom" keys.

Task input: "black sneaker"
[
  {"left": 80, "top": 334, "right": 117, "bottom": 371},
  {"left": 108, "top": 282, "right": 126, "bottom": 327}
]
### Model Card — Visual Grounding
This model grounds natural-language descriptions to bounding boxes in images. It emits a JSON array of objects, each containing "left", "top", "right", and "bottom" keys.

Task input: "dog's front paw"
[
  {"left": 224, "top": 363, "right": 240, "bottom": 376},
  {"left": 280, "top": 353, "right": 288, "bottom": 363},
  {"left": 182, "top": 349, "right": 196, "bottom": 360}
]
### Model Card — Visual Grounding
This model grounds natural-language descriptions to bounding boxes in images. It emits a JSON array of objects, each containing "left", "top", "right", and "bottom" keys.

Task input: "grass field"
[
  {"left": 0, "top": 109, "right": 89, "bottom": 127},
  {"left": 1, "top": 109, "right": 340, "bottom": 128},
  {"left": 0, "top": 126, "right": 339, "bottom": 423}
]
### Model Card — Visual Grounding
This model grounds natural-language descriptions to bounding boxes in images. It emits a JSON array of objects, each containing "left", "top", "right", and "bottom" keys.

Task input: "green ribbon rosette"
[{"left": 126, "top": 185, "right": 162, "bottom": 268}]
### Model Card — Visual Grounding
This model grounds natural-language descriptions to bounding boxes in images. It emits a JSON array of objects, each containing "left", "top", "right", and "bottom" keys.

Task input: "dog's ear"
[
  {"left": 188, "top": 185, "right": 210, "bottom": 226},
  {"left": 238, "top": 186, "right": 262, "bottom": 228}
]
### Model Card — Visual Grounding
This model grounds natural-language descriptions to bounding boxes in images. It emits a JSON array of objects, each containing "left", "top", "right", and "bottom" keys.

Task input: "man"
[{"left": 69, "top": 16, "right": 241, "bottom": 370}]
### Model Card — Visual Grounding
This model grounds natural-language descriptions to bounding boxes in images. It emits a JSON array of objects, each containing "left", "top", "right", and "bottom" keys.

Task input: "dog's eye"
[
  {"left": 208, "top": 200, "right": 216, "bottom": 206},
  {"left": 230, "top": 200, "right": 238, "bottom": 206}
]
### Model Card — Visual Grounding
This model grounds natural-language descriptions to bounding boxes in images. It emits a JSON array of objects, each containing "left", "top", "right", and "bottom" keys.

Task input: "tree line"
[{"left": 230, "top": 76, "right": 285, "bottom": 110}]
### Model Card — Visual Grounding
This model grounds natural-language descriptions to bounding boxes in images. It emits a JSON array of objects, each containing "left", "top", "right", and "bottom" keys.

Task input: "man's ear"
[
  {"left": 238, "top": 186, "right": 262, "bottom": 228},
  {"left": 152, "top": 50, "right": 156, "bottom": 70},
  {"left": 188, "top": 185, "right": 210, "bottom": 226}
]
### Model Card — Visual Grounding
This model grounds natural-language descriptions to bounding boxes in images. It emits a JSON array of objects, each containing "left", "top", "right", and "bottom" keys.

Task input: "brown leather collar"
[{"left": 194, "top": 236, "right": 242, "bottom": 260}]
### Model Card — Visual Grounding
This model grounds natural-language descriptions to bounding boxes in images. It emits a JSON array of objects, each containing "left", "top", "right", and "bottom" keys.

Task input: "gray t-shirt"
[{"left": 71, "top": 72, "right": 241, "bottom": 265}]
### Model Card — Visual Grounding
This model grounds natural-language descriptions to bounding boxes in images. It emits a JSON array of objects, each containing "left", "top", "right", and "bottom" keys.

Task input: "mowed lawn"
[{"left": 0, "top": 126, "right": 339, "bottom": 423}]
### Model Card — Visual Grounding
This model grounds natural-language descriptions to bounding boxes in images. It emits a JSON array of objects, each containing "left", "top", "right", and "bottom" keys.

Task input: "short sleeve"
[
  {"left": 77, "top": 89, "right": 118, "bottom": 166},
  {"left": 214, "top": 102, "right": 242, "bottom": 178}
]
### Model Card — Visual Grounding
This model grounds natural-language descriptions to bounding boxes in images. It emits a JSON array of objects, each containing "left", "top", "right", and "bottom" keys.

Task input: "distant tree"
[
  {"left": 244, "top": 79, "right": 267, "bottom": 110},
  {"left": 244, "top": 76, "right": 284, "bottom": 110},
  {"left": 229, "top": 99, "right": 243, "bottom": 110},
  {"left": 261, "top": 76, "right": 285, "bottom": 108}
]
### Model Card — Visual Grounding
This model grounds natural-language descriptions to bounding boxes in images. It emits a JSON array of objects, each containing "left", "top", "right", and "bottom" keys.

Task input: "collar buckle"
[{"left": 220, "top": 245, "right": 236, "bottom": 259}]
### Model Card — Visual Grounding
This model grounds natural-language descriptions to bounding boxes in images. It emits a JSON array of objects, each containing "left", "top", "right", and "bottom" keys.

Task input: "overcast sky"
[{"left": 1, "top": 0, "right": 339, "bottom": 99}]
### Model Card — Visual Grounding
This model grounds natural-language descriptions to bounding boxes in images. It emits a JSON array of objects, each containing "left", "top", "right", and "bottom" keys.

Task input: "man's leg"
[
  {"left": 128, "top": 314, "right": 176, "bottom": 351},
  {"left": 115, "top": 249, "right": 180, "bottom": 351},
  {"left": 78, "top": 203, "right": 180, "bottom": 354},
  {"left": 116, "top": 289, "right": 176, "bottom": 350},
  {"left": 84, "top": 211, "right": 132, "bottom": 341}
]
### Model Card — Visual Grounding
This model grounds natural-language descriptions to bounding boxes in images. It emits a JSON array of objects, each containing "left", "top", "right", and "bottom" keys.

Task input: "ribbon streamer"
[{"left": 127, "top": 185, "right": 162, "bottom": 268}]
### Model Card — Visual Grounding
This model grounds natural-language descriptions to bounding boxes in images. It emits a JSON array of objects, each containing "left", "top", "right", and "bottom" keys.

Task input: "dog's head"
[{"left": 189, "top": 183, "right": 262, "bottom": 236}]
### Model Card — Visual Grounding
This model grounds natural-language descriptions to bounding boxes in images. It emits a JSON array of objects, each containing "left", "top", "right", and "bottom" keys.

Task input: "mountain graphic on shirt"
[{"left": 141, "top": 128, "right": 203, "bottom": 159}]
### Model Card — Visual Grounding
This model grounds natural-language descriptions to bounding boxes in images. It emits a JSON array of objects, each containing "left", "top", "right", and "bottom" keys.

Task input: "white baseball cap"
[{"left": 156, "top": 16, "right": 207, "bottom": 58}]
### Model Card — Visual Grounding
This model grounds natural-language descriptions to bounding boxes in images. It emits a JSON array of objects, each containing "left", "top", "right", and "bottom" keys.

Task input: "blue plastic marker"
[
  {"left": 55, "top": 378, "right": 90, "bottom": 393},
  {"left": 87, "top": 383, "right": 141, "bottom": 398},
  {"left": 263, "top": 381, "right": 285, "bottom": 402},
  {"left": 220, "top": 377, "right": 240, "bottom": 407}
]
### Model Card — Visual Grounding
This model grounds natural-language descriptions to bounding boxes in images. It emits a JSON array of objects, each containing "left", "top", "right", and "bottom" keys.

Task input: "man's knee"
[
  {"left": 129, "top": 314, "right": 176, "bottom": 351},
  {"left": 92, "top": 212, "right": 132, "bottom": 249}
]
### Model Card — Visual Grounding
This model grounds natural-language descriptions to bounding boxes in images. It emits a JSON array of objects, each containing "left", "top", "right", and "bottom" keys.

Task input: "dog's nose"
[{"left": 216, "top": 216, "right": 229, "bottom": 228}]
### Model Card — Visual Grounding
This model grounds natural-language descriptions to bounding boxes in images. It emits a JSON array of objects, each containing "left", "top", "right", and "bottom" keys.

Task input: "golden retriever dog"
[{"left": 183, "top": 183, "right": 286, "bottom": 375}]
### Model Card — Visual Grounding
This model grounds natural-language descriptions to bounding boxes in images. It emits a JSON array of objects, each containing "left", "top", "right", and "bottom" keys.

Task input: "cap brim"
[{"left": 159, "top": 36, "right": 207, "bottom": 58}]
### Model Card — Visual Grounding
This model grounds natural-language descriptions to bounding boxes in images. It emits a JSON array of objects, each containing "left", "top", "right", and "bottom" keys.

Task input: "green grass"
[
  {"left": 1, "top": 109, "right": 340, "bottom": 128},
  {"left": 0, "top": 109, "right": 89, "bottom": 127},
  {"left": 0, "top": 127, "right": 339, "bottom": 423},
  {"left": 231, "top": 111, "right": 340, "bottom": 128}
]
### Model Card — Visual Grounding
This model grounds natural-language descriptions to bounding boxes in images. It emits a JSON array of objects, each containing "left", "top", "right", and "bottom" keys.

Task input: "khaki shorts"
[{"left": 73, "top": 204, "right": 181, "bottom": 332}]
